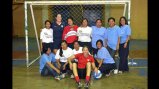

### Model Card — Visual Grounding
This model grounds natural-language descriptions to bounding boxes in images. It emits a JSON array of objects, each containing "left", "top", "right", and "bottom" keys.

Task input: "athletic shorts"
[{"left": 78, "top": 68, "right": 86, "bottom": 79}]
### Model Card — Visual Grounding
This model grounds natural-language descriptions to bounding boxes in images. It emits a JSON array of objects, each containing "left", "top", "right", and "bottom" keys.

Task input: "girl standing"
[
  {"left": 62, "top": 17, "right": 78, "bottom": 49},
  {"left": 118, "top": 16, "right": 131, "bottom": 73}
]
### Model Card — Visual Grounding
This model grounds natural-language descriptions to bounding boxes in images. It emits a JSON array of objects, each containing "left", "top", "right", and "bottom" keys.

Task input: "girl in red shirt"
[
  {"left": 68, "top": 46, "right": 98, "bottom": 89},
  {"left": 62, "top": 17, "right": 78, "bottom": 49}
]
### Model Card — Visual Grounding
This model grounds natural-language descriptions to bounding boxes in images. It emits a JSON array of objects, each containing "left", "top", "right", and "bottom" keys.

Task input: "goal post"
[{"left": 24, "top": 0, "right": 131, "bottom": 67}]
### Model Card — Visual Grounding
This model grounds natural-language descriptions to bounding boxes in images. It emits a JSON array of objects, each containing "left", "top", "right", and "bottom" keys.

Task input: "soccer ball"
[{"left": 93, "top": 70, "right": 102, "bottom": 79}]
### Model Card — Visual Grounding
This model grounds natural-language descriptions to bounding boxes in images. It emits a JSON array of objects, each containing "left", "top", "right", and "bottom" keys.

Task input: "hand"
[
  {"left": 69, "top": 64, "right": 73, "bottom": 70},
  {"left": 124, "top": 43, "right": 127, "bottom": 48},
  {"left": 63, "top": 65, "right": 66, "bottom": 70},
  {"left": 56, "top": 69, "right": 60, "bottom": 74},
  {"left": 94, "top": 67, "right": 98, "bottom": 74}
]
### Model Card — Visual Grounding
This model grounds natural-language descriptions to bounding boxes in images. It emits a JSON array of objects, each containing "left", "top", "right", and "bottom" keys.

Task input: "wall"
[{"left": 13, "top": 0, "right": 147, "bottom": 40}]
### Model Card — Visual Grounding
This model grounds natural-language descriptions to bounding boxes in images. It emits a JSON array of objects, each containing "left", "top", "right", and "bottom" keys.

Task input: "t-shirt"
[
  {"left": 40, "top": 28, "right": 53, "bottom": 43},
  {"left": 49, "top": 53, "right": 56, "bottom": 62},
  {"left": 73, "top": 47, "right": 83, "bottom": 54},
  {"left": 106, "top": 25, "right": 121, "bottom": 50},
  {"left": 91, "top": 26, "right": 107, "bottom": 48},
  {"left": 55, "top": 47, "right": 73, "bottom": 62},
  {"left": 73, "top": 47, "right": 83, "bottom": 62},
  {"left": 75, "top": 53, "right": 94, "bottom": 69},
  {"left": 96, "top": 47, "right": 115, "bottom": 64},
  {"left": 120, "top": 25, "right": 131, "bottom": 44},
  {"left": 51, "top": 22, "right": 65, "bottom": 42},
  {"left": 77, "top": 26, "right": 92, "bottom": 42},
  {"left": 62, "top": 25, "right": 78, "bottom": 43},
  {"left": 39, "top": 53, "right": 51, "bottom": 73}
]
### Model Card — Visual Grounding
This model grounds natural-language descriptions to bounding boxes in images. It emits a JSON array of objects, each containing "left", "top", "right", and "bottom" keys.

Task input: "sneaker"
[
  {"left": 77, "top": 82, "right": 82, "bottom": 89},
  {"left": 118, "top": 71, "right": 123, "bottom": 74},
  {"left": 70, "top": 74, "right": 74, "bottom": 78},
  {"left": 105, "top": 73, "right": 110, "bottom": 77},
  {"left": 60, "top": 73, "right": 66, "bottom": 78},
  {"left": 54, "top": 76, "right": 61, "bottom": 80},
  {"left": 114, "top": 69, "right": 118, "bottom": 74},
  {"left": 84, "top": 82, "right": 89, "bottom": 89}
]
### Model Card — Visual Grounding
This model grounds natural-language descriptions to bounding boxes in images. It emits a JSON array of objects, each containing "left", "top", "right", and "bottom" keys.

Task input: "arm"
[
  {"left": 46, "top": 62, "right": 60, "bottom": 74},
  {"left": 104, "top": 39, "right": 108, "bottom": 48},
  {"left": 68, "top": 55, "right": 76, "bottom": 70},
  {"left": 40, "top": 29, "right": 43, "bottom": 51},
  {"left": 62, "top": 27, "right": 67, "bottom": 40},
  {"left": 116, "top": 37, "right": 120, "bottom": 50},
  {"left": 56, "top": 59, "right": 61, "bottom": 69},
  {"left": 91, "top": 62, "right": 98, "bottom": 73},
  {"left": 124, "top": 35, "right": 131, "bottom": 48},
  {"left": 96, "top": 59, "right": 104, "bottom": 69},
  {"left": 124, "top": 26, "right": 131, "bottom": 48}
]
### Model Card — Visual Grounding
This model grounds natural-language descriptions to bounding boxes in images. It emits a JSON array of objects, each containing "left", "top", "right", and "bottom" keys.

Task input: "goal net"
[{"left": 24, "top": 0, "right": 131, "bottom": 67}]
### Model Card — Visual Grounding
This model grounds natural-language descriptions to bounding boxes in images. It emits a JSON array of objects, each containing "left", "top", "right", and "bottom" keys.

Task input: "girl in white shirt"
[
  {"left": 77, "top": 18, "right": 92, "bottom": 54},
  {"left": 40, "top": 20, "right": 53, "bottom": 53},
  {"left": 55, "top": 40, "right": 73, "bottom": 78}
]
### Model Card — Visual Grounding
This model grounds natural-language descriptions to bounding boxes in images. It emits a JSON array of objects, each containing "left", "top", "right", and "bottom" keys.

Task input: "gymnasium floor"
[{"left": 13, "top": 37, "right": 147, "bottom": 89}]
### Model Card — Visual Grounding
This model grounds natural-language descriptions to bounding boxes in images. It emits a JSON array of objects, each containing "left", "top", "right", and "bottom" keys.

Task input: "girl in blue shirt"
[
  {"left": 118, "top": 16, "right": 131, "bottom": 73},
  {"left": 95, "top": 40, "right": 117, "bottom": 76},
  {"left": 91, "top": 19, "right": 107, "bottom": 55},
  {"left": 39, "top": 47, "right": 61, "bottom": 80}
]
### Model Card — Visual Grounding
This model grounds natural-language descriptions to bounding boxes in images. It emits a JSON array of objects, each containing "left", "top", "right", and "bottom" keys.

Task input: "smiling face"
[
  {"left": 109, "top": 19, "right": 115, "bottom": 27},
  {"left": 61, "top": 42, "right": 67, "bottom": 50},
  {"left": 56, "top": 14, "right": 62, "bottom": 22},
  {"left": 120, "top": 18, "right": 126, "bottom": 26},
  {"left": 74, "top": 42, "right": 80, "bottom": 50},
  {"left": 97, "top": 41, "right": 102, "bottom": 49},
  {"left": 45, "top": 21, "right": 51, "bottom": 29},
  {"left": 82, "top": 19, "right": 88, "bottom": 27},
  {"left": 68, "top": 19, "right": 73, "bottom": 26},
  {"left": 82, "top": 47, "right": 89, "bottom": 56},
  {"left": 96, "top": 20, "right": 102, "bottom": 28}
]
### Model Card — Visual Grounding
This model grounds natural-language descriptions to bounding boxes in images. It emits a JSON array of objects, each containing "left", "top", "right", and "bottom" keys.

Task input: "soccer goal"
[{"left": 24, "top": 0, "right": 131, "bottom": 67}]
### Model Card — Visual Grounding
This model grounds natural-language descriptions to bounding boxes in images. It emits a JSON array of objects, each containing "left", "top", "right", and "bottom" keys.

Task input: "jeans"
[{"left": 41, "top": 63, "right": 58, "bottom": 77}]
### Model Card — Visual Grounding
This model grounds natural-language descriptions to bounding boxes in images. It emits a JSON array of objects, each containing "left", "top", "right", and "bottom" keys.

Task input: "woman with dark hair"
[
  {"left": 118, "top": 16, "right": 131, "bottom": 73},
  {"left": 40, "top": 20, "right": 54, "bottom": 53},
  {"left": 55, "top": 40, "right": 73, "bottom": 78},
  {"left": 51, "top": 14, "right": 65, "bottom": 53},
  {"left": 106, "top": 17, "right": 121, "bottom": 58},
  {"left": 106, "top": 17, "right": 121, "bottom": 74},
  {"left": 39, "top": 47, "right": 61, "bottom": 80},
  {"left": 91, "top": 19, "right": 107, "bottom": 55},
  {"left": 95, "top": 40, "right": 117, "bottom": 77},
  {"left": 68, "top": 46, "right": 98, "bottom": 89},
  {"left": 62, "top": 17, "right": 78, "bottom": 49},
  {"left": 77, "top": 18, "right": 92, "bottom": 53}
]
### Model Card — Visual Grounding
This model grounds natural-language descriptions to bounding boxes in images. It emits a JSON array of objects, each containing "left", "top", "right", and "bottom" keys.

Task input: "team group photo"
[{"left": 13, "top": 0, "right": 147, "bottom": 89}]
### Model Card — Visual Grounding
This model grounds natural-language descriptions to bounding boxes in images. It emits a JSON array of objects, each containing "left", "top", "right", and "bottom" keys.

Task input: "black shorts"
[{"left": 78, "top": 68, "right": 86, "bottom": 79}]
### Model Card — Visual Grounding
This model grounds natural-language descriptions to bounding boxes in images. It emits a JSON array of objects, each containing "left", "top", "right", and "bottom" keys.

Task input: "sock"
[
  {"left": 75, "top": 76, "right": 80, "bottom": 83},
  {"left": 85, "top": 76, "right": 90, "bottom": 83}
]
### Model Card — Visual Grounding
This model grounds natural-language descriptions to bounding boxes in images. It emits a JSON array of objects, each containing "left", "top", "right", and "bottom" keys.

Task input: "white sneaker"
[
  {"left": 114, "top": 69, "right": 118, "bottom": 74},
  {"left": 118, "top": 71, "right": 123, "bottom": 74},
  {"left": 54, "top": 76, "right": 61, "bottom": 80},
  {"left": 105, "top": 73, "right": 110, "bottom": 77},
  {"left": 70, "top": 74, "right": 74, "bottom": 78},
  {"left": 60, "top": 73, "right": 66, "bottom": 78}
]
